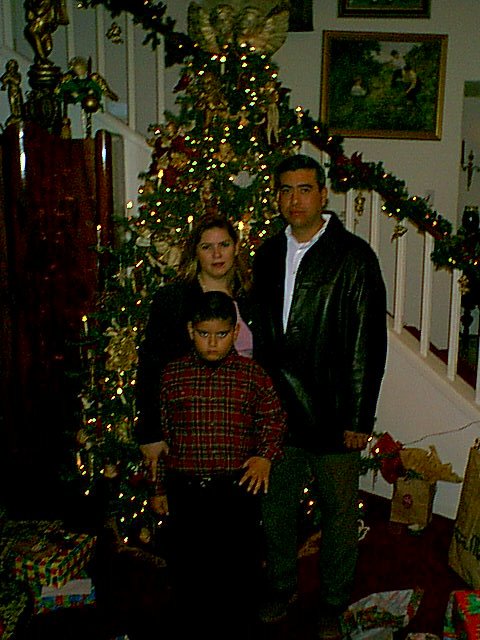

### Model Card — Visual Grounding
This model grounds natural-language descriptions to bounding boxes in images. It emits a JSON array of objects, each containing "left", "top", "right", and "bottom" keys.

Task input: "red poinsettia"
[{"left": 372, "top": 432, "right": 405, "bottom": 484}]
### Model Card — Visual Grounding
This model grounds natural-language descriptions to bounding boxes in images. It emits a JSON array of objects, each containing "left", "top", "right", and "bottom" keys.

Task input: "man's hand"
[
  {"left": 239, "top": 457, "right": 272, "bottom": 495},
  {"left": 149, "top": 494, "right": 169, "bottom": 516},
  {"left": 139, "top": 441, "right": 169, "bottom": 481},
  {"left": 343, "top": 431, "right": 370, "bottom": 451}
]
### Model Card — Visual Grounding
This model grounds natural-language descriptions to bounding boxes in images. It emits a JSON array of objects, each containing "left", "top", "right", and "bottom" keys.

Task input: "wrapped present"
[
  {"left": 1, "top": 519, "right": 96, "bottom": 588},
  {"left": 31, "top": 575, "right": 96, "bottom": 615},
  {"left": 443, "top": 590, "right": 480, "bottom": 640},
  {"left": 340, "top": 588, "right": 423, "bottom": 640},
  {"left": 390, "top": 478, "right": 436, "bottom": 527}
]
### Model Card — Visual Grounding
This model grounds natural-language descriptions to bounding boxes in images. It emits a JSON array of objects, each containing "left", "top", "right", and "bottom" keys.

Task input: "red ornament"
[{"left": 128, "top": 470, "right": 147, "bottom": 488}]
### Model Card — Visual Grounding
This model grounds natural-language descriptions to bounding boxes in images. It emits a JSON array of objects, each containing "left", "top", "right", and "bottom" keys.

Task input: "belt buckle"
[{"left": 199, "top": 476, "right": 211, "bottom": 488}]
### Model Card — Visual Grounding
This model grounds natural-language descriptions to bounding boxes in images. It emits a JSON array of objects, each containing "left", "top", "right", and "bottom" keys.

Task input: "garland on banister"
[
  {"left": 77, "top": 0, "right": 194, "bottom": 66},
  {"left": 302, "top": 110, "right": 480, "bottom": 292}
]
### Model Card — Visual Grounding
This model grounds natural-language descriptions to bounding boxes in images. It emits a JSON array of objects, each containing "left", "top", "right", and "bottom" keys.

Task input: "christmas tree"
[{"left": 70, "top": 1, "right": 327, "bottom": 550}]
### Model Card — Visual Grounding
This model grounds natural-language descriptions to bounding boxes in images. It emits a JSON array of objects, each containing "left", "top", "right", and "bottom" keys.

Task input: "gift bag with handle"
[{"left": 448, "top": 443, "right": 480, "bottom": 587}]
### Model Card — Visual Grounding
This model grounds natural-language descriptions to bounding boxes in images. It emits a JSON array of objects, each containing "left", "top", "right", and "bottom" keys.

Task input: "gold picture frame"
[
  {"left": 338, "top": 0, "right": 430, "bottom": 19},
  {"left": 320, "top": 31, "right": 448, "bottom": 140}
]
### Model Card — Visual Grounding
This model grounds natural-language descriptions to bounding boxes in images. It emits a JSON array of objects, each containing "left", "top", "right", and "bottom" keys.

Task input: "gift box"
[
  {"left": 390, "top": 478, "right": 436, "bottom": 527},
  {"left": 443, "top": 590, "right": 480, "bottom": 640},
  {"left": 340, "top": 588, "right": 423, "bottom": 640},
  {"left": 1, "top": 520, "right": 96, "bottom": 588},
  {"left": 31, "top": 575, "right": 96, "bottom": 615}
]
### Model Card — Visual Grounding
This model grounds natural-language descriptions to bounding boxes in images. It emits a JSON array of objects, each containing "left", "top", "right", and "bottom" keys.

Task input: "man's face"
[
  {"left": 188, "top": 318, "right": 239, "bottom": 363},
  {"left": 278, "top": 168, "right": 327, "bottom": 241}
]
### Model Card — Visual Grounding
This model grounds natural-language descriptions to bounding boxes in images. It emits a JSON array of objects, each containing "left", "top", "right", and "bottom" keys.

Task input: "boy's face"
[{"left": 188, "top": 318, "right": 239, "bottom": 363}]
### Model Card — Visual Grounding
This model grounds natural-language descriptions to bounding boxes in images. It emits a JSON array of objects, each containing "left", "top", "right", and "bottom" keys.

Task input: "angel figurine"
[
  {"left": 56, "top": 56, "right": 118, "bottom": 136},
  {"left": 1, "top": 59, "right": 24, "bottom": 125},
  {"left": 187, "top": 2, "right": 289, "bottom": 55},
  {"left": 24, "top": 0, "right": 69, "bottom": 65},
  {"left": 56, "top": 56, "right": 118, "bottom": 108},
  {"left": 264, "top": 79, "right": 280, "bottom": 145}
]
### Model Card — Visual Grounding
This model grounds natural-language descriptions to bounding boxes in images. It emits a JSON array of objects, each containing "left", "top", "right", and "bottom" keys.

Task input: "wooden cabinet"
[{"left": 0, "top": 123, "right": 114, "bottom": 517}]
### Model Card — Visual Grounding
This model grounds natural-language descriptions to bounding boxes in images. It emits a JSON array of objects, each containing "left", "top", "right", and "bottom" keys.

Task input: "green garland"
[
  {"left": 77, "top": 0, "right": 194, "bottom": 66},
  {"left": 302, "top": 111, "right": 480, "bottom": 292}
]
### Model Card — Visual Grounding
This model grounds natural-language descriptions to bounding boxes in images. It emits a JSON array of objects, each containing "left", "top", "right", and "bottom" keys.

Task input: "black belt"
[{"left": 167, "top": 469, "right": 243, "bottom": 489}]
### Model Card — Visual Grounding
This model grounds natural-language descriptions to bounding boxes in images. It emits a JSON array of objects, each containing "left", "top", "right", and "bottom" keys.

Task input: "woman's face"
[{"left": 196, "top": 226, "right": 237, "bottom": 281}]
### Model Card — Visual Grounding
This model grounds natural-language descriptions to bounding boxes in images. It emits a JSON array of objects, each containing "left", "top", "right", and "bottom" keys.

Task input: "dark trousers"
[
  {"left": 165, "top": 470, "right": 262, "bottom": 637},
  {"left": 261, "top": 447, "right": 360, "bottom": 612}
]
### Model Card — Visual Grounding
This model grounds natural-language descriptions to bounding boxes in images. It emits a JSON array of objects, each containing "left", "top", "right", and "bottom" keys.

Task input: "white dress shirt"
[{"left": 283, "top": 214, "right": 331, "bottom": 332}]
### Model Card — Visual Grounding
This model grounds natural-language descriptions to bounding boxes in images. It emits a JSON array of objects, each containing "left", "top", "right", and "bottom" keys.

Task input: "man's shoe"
[
  {"left": 258, "top": 590, "right": 298, "bottom": 624},
  {"left": 317, "top": 610, "right": 343, "bottom": 639}
]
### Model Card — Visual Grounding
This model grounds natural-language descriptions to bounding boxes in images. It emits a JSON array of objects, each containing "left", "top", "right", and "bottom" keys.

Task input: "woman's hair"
[{"left": 177, "top": 214, "right": 252, "bottom": 294}]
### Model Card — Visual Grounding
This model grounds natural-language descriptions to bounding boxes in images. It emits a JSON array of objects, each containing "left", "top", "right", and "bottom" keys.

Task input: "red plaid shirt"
[{"left": 156, "top": 350, "right": 286, "bottom": 486}]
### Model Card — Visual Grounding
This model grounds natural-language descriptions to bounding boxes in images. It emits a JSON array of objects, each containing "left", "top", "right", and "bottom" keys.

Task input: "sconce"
[{"left": 461, "top": 140, "right": 480, "bottom": 190}]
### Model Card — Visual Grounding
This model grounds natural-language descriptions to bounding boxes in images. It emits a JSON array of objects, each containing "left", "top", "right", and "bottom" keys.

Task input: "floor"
[{"left": 18, "top": 490, "right": 469, "bottom": 640}]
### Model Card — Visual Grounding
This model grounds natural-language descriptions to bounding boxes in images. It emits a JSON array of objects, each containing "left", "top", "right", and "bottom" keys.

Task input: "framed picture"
[
  {"left": 320, "top": 31, "right": 448, "bottom": 140},
  {"left": 338, "top": 0, "right": 430, "bottom": 18}
]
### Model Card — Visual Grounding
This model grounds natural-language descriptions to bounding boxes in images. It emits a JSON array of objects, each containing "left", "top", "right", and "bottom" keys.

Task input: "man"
[{"left": 252, "top": 154, "right": 387, "bottom": 638}]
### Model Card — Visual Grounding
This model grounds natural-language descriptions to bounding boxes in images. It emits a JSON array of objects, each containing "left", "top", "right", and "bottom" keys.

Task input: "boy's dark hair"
[
  {"left": 274, "top": 154, "right": 326, "bottom": 190},
  {"left": 189, "top": 291, "right": 237, "bottom": 326}
]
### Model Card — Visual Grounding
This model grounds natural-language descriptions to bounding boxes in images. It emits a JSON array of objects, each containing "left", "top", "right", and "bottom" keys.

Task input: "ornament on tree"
[
  {"left": 195, "top": 71, "right": 229, "bottom": 129},
  {"left": 263, "top": 79, "right": 280, "bottom": 145},
  {"left": 200, "top": 179, "right": 219, "bottom": 216},
  {"left": 76, "top": 428, "right": 92, "bottom": 448},
  {"left": 104, "top": 463, "right": 119, "bottom": 479},
  {"left": 213, "top": 141, "right": 235, "bottom": 162},
  {"left": 104, "top": 326, "right": 138, "bottom": 372}
]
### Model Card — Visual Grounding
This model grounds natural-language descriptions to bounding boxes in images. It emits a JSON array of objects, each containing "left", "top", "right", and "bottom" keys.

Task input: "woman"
[{"left": 136, "top": 213, "right": 253, "bottom": 469}]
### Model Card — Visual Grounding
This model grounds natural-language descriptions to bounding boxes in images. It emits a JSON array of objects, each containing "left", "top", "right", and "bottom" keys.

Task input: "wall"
[{"left": 366, "top": 324, "right": 480, "bottom": 520}]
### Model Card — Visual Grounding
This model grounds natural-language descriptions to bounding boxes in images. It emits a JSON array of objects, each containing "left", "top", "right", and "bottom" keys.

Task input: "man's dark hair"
[
  {"left": 274, "top": 154, "right": 326, "bottom": 190},
  {"left": 189, "top": 291, "right": 237, "bottom": 326}
]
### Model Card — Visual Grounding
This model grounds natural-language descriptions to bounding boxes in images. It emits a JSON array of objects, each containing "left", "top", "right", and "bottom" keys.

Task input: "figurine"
[
  {"left": 264, "top": 80, "right": 280, "bottom": 145},
  {"left": 56, "top": 56, "right": 118, "bottom": 109},
  {"left": 56, "top": 56, "right": 118, "bottom": 137},
  {"left": 1, "top": 59, "right": 24, "bottom": 124},
  {"left": 24, "top": 0, "right": 69, "bottom": 64}
]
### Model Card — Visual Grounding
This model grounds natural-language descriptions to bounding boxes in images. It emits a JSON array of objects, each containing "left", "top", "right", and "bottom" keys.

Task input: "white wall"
[{"left": 364, "top": 323, "right": 480, "bottom": 520}]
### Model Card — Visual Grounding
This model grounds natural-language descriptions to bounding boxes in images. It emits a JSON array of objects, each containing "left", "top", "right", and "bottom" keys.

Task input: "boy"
[{"left": 154, "top": 291, "right": 286, "bottom": 637}]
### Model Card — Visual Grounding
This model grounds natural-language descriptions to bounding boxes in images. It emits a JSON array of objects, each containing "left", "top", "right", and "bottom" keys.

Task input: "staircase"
[{"left": 2, "top": 0, "right": 478, "bottom": 520}]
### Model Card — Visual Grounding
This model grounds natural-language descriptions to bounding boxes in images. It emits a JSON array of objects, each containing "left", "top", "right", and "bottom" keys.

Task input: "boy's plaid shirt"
[{"left": 155, "top": 350, "right": 286, "bottom": 490}]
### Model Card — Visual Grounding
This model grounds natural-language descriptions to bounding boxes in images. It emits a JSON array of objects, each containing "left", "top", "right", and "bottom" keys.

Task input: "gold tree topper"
[{"left": 187, "top": 1, "right": 290, "bottom": 54}]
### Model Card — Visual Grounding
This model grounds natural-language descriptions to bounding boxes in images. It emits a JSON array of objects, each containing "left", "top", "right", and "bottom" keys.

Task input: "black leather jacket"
[{"left": 252, "top": 212, "right": 387, "bottom": 453}]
